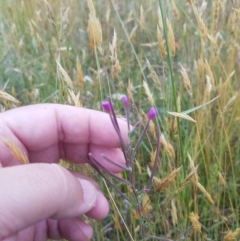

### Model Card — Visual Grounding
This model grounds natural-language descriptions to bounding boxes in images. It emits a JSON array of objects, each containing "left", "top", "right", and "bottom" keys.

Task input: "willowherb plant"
[{"left": 88, "top": 95, "right": 160, "bottom": 230}]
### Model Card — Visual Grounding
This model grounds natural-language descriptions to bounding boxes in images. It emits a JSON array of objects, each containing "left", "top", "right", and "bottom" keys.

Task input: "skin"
[{"left": 0, "top": 104, "right": 128, "bottom": 241}]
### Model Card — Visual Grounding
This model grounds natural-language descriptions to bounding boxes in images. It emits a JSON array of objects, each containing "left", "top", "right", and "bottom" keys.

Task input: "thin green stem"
[{"left": 158, "top": 0, "right": 185, "bottom": 177}]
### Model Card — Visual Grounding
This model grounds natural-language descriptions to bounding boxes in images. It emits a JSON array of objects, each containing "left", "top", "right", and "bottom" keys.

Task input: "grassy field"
[{"left": 1, "top": 0, "right": 240, "bottom": 240}]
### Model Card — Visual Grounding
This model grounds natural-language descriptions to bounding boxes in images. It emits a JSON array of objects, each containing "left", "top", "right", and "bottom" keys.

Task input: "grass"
[{"left": 1, "top": 0, "right": 240, "bottom": 240}]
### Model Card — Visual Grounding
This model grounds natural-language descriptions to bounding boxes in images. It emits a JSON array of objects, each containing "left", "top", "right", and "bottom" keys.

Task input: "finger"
[
  {"left": 71, "top": 171, "right": 109, "bottom": 220},
  {"left": 0, "top": 104, "right": 128, "bottom": 166},
  {"left": 28, "top": 144, "right": 126, "bottom": 173},
  {"left": 0, "top": 163, "right": 103, "bottom": 239},
  {"left": 47, "top": 218, "right": 92, "bottom": 241},
  {"left": 85, "top": 191, "right": 109, "bottom": 220}
]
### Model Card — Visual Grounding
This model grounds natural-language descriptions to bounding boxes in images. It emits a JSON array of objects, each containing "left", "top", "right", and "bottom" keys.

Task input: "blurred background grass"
[{"left": 0, "top": 0, "right": 240, "bottom": 240}]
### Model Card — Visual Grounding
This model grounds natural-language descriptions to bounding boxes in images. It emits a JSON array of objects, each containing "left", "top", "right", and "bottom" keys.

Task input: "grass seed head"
[
  {"left": 87, "top": 0, "right": 96, "bottom": 17},
  {"left": 192, "top": 5, "right": 208, "bottom": 41},
  {"left": 154, "top": 167, "right": 181, "bottom": 192},
  {"left": 157, "top": 26, "right": 166, "bottom": 61},
  {"left": 223, "top": 228, "right": 240, "bottom": 241},
  {"left": 171, "top": 0, "right": 179, "bottom": 19},
  {"left": 141, "top": 194, "right": 153, "bottom": 216},
  {"left": 0, "top": 138, "right": 29, "bottom": 164},
  {"left": 109, "top": 29, "right": 121, "bottom": 79},
  {"left": 129, "top": 25, "right": 138, "bottom": 42},
  {"left": 196, "top": 181, "right": 214, "bottom": 204},
  {"left": 204, "top": 59, "right": 215, "bottom": 86},
  {"left": 146, "top": 59, "right": 162, "bottom": 91},
  {"left": 166, "top": 18, "right": 176, "bottom": 56},
  {"left": 87, "top": 15, "right": 103, "bottom": 55},
  {"left": 180, "top": 64, "right": 192, "bottom": 97},
  {"left": 143, "top": 81, "right": 154, "bottom": 105},
  {"left": 189, "top": 212, "right": 201, "bottom": 233},
  {"left": 171, "top": 199, "right": 178, "bottom": 226},
  {"left": 0, "top": 90, "right": 20, "bottom": 104}
]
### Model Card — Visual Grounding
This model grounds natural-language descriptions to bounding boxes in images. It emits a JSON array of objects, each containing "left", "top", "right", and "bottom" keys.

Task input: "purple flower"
[
  {"left": 102, "top": 100, "right": 111, "bottom": 113},
  {"left": 147, "top": 107, "right": 157, "bottom": 120},
  {"left": 121, "top": 95, "right": 129, "bottom": 108}
]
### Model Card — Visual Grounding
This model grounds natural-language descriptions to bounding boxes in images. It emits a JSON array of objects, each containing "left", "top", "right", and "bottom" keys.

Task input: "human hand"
[{"left": 0, "top": 104, "right": 128, "bottom": 241}]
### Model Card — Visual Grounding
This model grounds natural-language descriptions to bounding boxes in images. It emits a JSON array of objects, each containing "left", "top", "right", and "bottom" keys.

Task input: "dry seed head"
[
  {"left": 155, "top": 167, "right": 182, "bottom": 192},
  {"left": 157, "top": 26, "right": 166, "bottom": 61},
  {"left": 135, "top": 159, "right": 142, "bottom": 174},
  {"left": 150, "top": 150, "right": 156, "bottom": 168},
  {"left": 160, "top": 133, "right": 167, "bottom": 147},
  {"left": 180, "top": 64, "right": 192, "bottom": 97},
  {"left": 87, "top": 0, "right": 96, "bottom": 17},
  {"left": 76, "top": 56, "right": 83, "bottom": 89},
  {"left": 171, "top": 199, "right": 178, "bottom": 226},
  {"left": 56, "top": 60, "right": 74, "bottom": 89},
  {"left": 207, "top": 34, "right": 218, "bottom": 53},
  {"left": 0, "top": 90, "right": 20, "bottom": 104},
  {"left": 147, "top": 166, "right": 151, "bottom": 177},
  {"left": 146, "top": 59, "right": 162, "bottom": 91},
  {"left": 192, "top": 5, "right": 208, "bottom": 41},
  {"left": 197, "top": 57, "right": 205, "bottom": 77},
  {"left": 189, "top": 212, "right": 201, "bottom": 233},
  {"left": 43, "top": 0, "right": 58, "bottom": 40},
  {"left": 171, "top": 0, "right": 179, "bottom": 19},
  {"left": 132, "top": 209, "right": 140, "bottom": 219},
  {"left": 187, "top": 152, "right": 199, "bottom": 182},
  {"left": 166, "top": 18, "right": 176, "bottom": 56},
  {"left": 203, "top": 76, "right": 212, "bottom": 103},
  {"left": 87, "top": 15, "right": 103, "bottom": 55},
  {"left": 223, "top": 92, "right": 239, "bottom": 113},
  {"left": 212, "top": 0, "right": 219, "bottom": 34},
  {"left": 168, "top": 111, "right": 196, "bottom": 123},
  {"left": 0, "top": 138, "right": 29, "bottom": 164},
  {"left": 32, "top": 88, "right": 39, "bottom": 104},
  {"left": 204, "top": 59, "right": 214, "bottom": 86},
  {"left": 127, "top": 79, "right": 134, "bottom": 103},
  {"left": 218, "top": 172, "right": 226, "bottom": 186},
  {"left": 126, "top": 10, "right": 134, "bottom": 24},
  {"left": 149, "top": 120, "right": 157, "bottom": 140},
  {"left": 196, "top": 181, "right": 214, "bottom": 204},
  {"left": 223, "top": 228, "right": 240, "bottom": 241},
  {"left": 160, "top": 133, "right": 176, "bottom": 159},
  {"left": 60, "top": 8, "right": 69, "bottom": 41},
  {"left": 143, "top": 81, "right": 154, "bottom": 105},
  {"left": 129, "top": 25, "right": 138, "bottom": 42},
  {"left": 109, "top": 29, "right": 121, "bottom": 79},
  {"left": 68, "top": 89, "right": 81, "bottom": 107},
  {"left": 113, "top": 216, "right": 121, "bottom": 230},
  {"left": 36, "top": 33, "right": 44, "bottom": 49},
  {"left": 166, "top": 143, "right": 175, "bottom": 159},
  {"left": 11, "top": 87, "right": 16, "bottom": 98},
  {"left": 141, "top": 194, "right": 153, "bottom": 216},
  {"left": 140, "top": 5, "right": 145, "bottom": 31}
]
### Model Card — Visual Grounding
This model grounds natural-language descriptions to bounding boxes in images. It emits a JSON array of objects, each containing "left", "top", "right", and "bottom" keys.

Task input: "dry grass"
[{"left": 0, "top": 0, "right": 240, "bottom": 240}]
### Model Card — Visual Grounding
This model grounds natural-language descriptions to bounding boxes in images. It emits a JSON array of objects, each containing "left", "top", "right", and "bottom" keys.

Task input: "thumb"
[{"left": 0, "top": 163, "right": 97, "bottom": 238}]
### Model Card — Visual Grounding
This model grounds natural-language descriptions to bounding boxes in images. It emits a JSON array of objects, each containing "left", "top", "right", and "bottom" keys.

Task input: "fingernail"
[{"left": 78, "top": 179, "right": 97, "bottom": 207}]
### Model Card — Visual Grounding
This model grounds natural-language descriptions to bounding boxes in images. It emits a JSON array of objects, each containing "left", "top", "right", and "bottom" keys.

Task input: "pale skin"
[{"left": 0, "top": 104, "right": 128, "bottom": 241}]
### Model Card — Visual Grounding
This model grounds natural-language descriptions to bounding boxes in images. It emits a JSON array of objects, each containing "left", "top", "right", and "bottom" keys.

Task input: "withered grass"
[{"left": 1, "top": 0, "right": 240, "bottom": 240}]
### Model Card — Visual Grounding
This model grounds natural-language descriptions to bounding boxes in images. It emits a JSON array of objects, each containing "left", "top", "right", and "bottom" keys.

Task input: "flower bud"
[
  {"left": 147, "top": 107, "right": 157, "bottom": 120},
  {"left": 121, "top": 95, "right": 129, "bottom": 108},
  {"left": 102, "top": 100, "right": 111, "bottom": 113}
]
